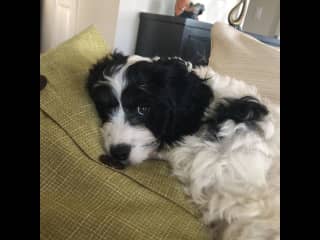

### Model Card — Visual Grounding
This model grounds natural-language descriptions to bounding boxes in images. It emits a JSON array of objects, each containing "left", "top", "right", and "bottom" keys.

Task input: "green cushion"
[{"left": 40, "top": 26, "right": 208, "bottom": 240}]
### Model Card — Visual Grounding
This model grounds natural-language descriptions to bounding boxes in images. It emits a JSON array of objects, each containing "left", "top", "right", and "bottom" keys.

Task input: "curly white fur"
[{"left": 160, "top": 66, "right": 280, "bottom": 240}]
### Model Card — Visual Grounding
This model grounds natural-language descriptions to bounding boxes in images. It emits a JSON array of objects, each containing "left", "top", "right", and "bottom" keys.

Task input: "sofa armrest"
[{"left": 209, "top": 22, "right": 280, "bottom": 104}]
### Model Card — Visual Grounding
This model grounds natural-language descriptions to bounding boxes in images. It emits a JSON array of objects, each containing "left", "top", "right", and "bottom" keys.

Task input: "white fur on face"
[
  {"left": 100, "top": 56, "right": 157, "bottom": 164},
  {"left": 101, "top": 109, "right": 157, "bottom": 164}
]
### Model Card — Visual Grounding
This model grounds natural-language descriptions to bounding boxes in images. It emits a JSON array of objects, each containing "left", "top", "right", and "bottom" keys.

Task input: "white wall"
[
  {"left": 113, "top": 0, "right": 175, "bottom": 55},
  {"left": 40, "top": 0, "right": 120, "bottom": 53},
  {"left": 75, "top": 0, "right": 120, "bottom": 48},
  {"left": 196, "top": 0, "right": 240, "bottom": 24},
  {"left": 41, "top": 0, "right": 56, "bottom": 52},
  {"left": 41, "top": 0, "right": 175, "bottom": 54}
]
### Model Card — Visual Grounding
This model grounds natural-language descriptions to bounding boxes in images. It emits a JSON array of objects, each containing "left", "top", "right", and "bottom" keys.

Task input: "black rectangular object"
[{"left": 135, "top": 12, "right": 213, "bottom": 65}]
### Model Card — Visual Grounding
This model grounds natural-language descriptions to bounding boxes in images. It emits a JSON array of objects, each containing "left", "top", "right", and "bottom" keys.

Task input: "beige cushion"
[{"left": 208, "top": 22, "right": 280, "bottom": 104}]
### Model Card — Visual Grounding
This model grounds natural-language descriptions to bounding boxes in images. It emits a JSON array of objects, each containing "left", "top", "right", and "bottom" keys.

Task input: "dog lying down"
[{"left": 87, "top": 52, "right": 280, "bottom": 240}]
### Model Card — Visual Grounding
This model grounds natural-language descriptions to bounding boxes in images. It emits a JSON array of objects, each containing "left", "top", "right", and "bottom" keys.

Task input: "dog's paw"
[{"left": 99, "top": 154, "right": 126, "bottom": 170}]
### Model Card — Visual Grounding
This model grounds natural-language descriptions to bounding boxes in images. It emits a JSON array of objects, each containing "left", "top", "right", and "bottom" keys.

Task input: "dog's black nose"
[{"left": 110, "top": 144, "right": 131, "bottom": 162}]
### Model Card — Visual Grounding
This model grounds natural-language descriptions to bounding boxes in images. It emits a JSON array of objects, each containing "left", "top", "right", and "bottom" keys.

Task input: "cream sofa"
[{"left": 209, "top": 22, "right": 280, "bottom": 104}]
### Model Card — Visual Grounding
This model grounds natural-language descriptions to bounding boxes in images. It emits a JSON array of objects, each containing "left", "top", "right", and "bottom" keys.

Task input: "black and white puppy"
[{"left": 87, "top": 51, "right": 280, "bottom": 240}]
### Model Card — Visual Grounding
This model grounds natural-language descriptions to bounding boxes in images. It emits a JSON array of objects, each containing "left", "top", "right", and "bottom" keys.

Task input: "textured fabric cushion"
[
  {"left": 40, "top": 26, "right": 208, "bottom": 240},
  {"left": 209, "top": 22, "right": 280, "bottom": 104}
]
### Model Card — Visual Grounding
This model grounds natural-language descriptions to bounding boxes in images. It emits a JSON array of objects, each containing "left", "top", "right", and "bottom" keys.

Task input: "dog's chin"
[
  {"left": 100, "top": 143, "right": 159, "bottom": 169},
  {"left": 99, "top": 154, "right": 127, "bottom": 170},
  {"left": 128, "top": 149, "right": 159, "bottom": 166}
]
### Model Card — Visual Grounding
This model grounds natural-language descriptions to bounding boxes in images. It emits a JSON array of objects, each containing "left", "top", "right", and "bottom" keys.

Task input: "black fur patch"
[
  {"left": 124, "top": 57, "right": 214, "bottom": 146},
  {"left": 205, "top": 96, "right": 269, "bottom": 140},
  {"left": 87, "top": 50, "right": 128, "bottom": 83},
  {"left": 89, "top": 85, "right": 119, "bottom": 122},
  {"left": 86, "top": 51, "right": 127, "bottom": 122}
]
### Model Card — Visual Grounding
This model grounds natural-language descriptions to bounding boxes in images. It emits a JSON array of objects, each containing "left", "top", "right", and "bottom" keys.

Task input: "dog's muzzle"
[{"left": 99, "top": 143, "right": 131, "bottom": 169}]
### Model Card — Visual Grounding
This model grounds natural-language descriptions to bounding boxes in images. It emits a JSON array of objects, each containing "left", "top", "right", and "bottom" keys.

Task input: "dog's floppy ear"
[
  {"left": 87, "top": 50, "right": 128, "bottom": 90},
  {"left": 146, "top": 100, "right": 174, "bottom": 144},
  {"left": 99, "top": 50, "right": 128, "bottom": 78},
  {"left": 144, "top": 59, "right": 214, "bottom": 146},
  {"left": 167, "top": 72, "right": 213, "bottom": 143},
  {"left": 86, "top": 50, "right": 128, "bottom": 123}
]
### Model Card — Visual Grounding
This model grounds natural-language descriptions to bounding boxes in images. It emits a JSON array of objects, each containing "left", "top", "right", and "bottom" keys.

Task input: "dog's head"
[{"left": 87, "top": 51, "right": 213, "bottom": 168}]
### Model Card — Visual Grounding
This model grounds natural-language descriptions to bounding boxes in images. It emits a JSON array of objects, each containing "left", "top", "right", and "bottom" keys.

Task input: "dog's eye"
[{"left": 137, "top": 105, "right": 150, "bottom": 116}]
